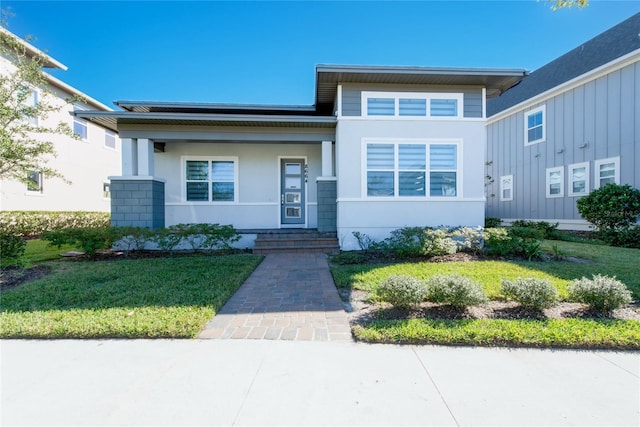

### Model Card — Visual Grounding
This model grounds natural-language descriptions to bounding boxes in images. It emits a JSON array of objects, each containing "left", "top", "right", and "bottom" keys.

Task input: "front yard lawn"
[
  {"left": 331, "top": 240, "right": 640, "bottom": 349},
  {"left": 0, "top": 254, "right": 263, "bottom": 338}
]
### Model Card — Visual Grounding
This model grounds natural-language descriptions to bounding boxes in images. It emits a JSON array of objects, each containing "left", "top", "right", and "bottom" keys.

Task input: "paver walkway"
[{"left": 199, "top": 253, "right": 352, "bottom": 341}]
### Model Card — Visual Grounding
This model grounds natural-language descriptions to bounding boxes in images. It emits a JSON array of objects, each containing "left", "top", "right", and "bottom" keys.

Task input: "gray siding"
[
  {"left": 111, "top": 179, "right": 165, "bottom": 229},
  {"left": 486, "top": 61, "right": 640, "bottom": 223},
  {"left": 341, "top": 84, "right": 483, "bottom": 118}
]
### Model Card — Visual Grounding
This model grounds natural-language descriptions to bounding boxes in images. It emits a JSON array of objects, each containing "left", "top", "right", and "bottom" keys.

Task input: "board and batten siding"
[
  {"left": 341, "top": 84, "right": 483, "bottom": 118},
  {"left": 486, "top": 61, "right": 640, "bottom": 224}
]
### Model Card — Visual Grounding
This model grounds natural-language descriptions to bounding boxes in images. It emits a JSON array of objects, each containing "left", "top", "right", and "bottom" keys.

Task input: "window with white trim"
[
  {"left": 73, "top": 117, "right": 87, "bottom": 140},
  {"left": 185, "top": 158, "right": 237, "bottom": 202},
  {"left": 104, "top": 131, "right": 116, "bottom": 149},
  {"left": 546, "top": 166, "right": 564, "bottom": 198},
  {"left": 365, "top": 141, "right": 458, "bottom": 198},
  {"left": 362, "top": 92, "right": 463, "bottom": 118},
  {"left": 27, "top": 171, "right": 43, "bottom": 193},
  {"left": 568, "top": 162, "right": 589, "bottom": 197},
  {"left": 594, "top": 157, "right": 620, "bottom": 188},
  {"left": 500, "top": 175, "right": 513, "bottom": 201},
  {"left": 21, "top": 87, "right": 38, "bottom": 125},
  {"left": 525, "top": 106, "right": 545, "bottom": 145}
]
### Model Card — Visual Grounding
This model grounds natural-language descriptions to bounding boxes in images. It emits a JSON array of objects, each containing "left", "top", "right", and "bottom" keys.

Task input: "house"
[
  {"left": 75, "top": 65, "right": 526, "bottom": 250},
  {"left": 0, "top": 28, "right": 120, "bottom": 212},
  {"left": 485, "top": 12, "right": 640, "bottom": 230}
]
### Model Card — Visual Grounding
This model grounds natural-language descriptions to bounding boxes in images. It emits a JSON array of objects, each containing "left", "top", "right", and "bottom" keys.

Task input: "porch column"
[
  {"left": 121, "top": 138, "right": 138, "bottom": 176},
  {"left": 317, "top": 140, "right": 337, "bottom": 233},
  {"left": 321, "top": 140, "right": 334, "bottom": 177},
  {"left": 137, "top": 138, "right": 154, "bottom": 177}
]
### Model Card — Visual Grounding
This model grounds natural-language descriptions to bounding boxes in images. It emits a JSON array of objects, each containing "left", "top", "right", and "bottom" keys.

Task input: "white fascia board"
[
  {"left": 487, "top": 48, "right": 640, "bottom": 125},
  {"left": 44, "top": 72, "right": 112, "bottom": 111},
  {"left": 73, "top": 110, "right": 337, "bottom": 124},
  {"left": 0, "top": 27, "right": 68, "bottom": 70}
]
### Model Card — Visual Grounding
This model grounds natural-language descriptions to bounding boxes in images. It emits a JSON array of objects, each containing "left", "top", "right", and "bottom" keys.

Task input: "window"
[
  {"left": 73, "top": 117, "right": 87, "bottom": 140},
  {"left": 103, "top": 182, "right": 111, "bottom": 199},
  {"left": 500, "top": 175, "right": 513, "bottom": 201},
  {"left": 525, "top": 106, "right": 545, "bottom": 145},
  {"left": 546, "top": 166, "right": 564, "bottom": 198},
  {"left": 22, "top": 88, "right": 38, "bottom": 125},
  {"left": 185, "top": 158, "right": 237, "bottom": 202},
  {"left": 364, "top": 140, "right": 458, "bottom": 198},
  {"left": 104, "top": 131, "right": 116, "bottom": 149},
  {"left": 594, "top": 157, "right": 620, "bottom": 189},
  {"left": 362, "top": 92, "right": 463, "bottom": 118},
  {"left": 568, "top": 162, "right": 589, "bottom": 197},
  {"left": 27, "top": 171, "right": 43, "bottom": 193}
]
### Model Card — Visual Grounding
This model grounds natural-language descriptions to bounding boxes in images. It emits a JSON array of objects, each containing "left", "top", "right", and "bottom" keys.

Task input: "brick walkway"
[{"left": 198, "top": 253, "right": 352, "bottom": 341}]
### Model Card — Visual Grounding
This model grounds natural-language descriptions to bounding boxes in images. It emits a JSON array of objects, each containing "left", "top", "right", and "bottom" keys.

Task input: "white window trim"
[
  {"left": 500, "top": 175, "right": 513, "bottom": 201},
  {"left": 73, "top": 117, "right": 88, "bottom": 141},
  {"left": 545, "top": 166, "right": 564, "bottom": 198},
  {"left": 103, "top": 182, "right": 111, "bottom": 200},
  {"left": 23, "top": 87, "right": 39, "bottom": 126},
  {"left": 594, "top": 156, "right": 620, "bottom": 189},
  {"left": 524, "top": 105, "right": 546, "bottom": 146},
  {"left": 361, "top": 138, "right": 462, "bottom": 200},
  {"left": 568, "top": 162, "right": 590, "bottom": 197},
  {"left": 26, "top": 171, "right": 43, "bottom": 194},
  {"left": 361, "top": 91, "right": 464, "bottom": 119},
  {"left": 181, "top": 156, "right": 239, "bottom": 204}
]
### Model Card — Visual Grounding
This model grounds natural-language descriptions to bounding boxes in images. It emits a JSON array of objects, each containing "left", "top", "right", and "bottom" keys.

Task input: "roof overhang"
[
  {"left": 315, "top": 64, "right": 528, "bottom": 108},
  {"left": 0, "top": 27, "right": 68, "bottom": 70},
  {"left": 72, "top": 110, "right": 337, "bottom": 133},
  {"left": 114, "top": 100, "right": 318, "bottom": 115}
]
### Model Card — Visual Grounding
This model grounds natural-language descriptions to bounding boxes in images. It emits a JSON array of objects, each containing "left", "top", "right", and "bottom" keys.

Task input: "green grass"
[
  {"left": 353, "top": 318, "right": 640, "bottom": 350},
  {"left": 22, "top": 239, "right": 76, "bottom": 265},
  {"left": 331, "top": 240, "right": 640, "bottom": 349},
  {"left": 0, "top": 254, "right": 263, "bottom": 338}
]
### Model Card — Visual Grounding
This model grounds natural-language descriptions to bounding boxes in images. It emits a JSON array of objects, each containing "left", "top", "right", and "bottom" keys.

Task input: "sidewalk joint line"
[
  {"left": 411, "top": 346, "right": 460, "bottom": 427},
  {"left": 231, "top": 354, "right": 266, "bottom": 426},
  {"left": 594, "top": 352, "right": 640, "bottom": 379}
]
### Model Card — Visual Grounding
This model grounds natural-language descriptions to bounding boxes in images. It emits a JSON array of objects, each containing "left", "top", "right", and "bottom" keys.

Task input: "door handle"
[{"left": 281, "top": 194, "right": 284, "bottom": 206}]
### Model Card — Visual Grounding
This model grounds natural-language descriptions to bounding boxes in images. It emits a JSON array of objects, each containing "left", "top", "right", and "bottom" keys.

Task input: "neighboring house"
[
  {"left": 75, "top": 65, "right": 526, "bottom": 250},
  {"left": 0, "top": 28, "right": 120, "bottom": 212},
  {"left": 486, "top": 13, "right": 640, "bottom": 230}
]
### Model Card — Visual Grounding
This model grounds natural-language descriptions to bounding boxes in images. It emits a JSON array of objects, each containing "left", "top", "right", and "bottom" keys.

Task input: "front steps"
[{"left": 253, "top": 230, "right": 340, "bottom": 254}]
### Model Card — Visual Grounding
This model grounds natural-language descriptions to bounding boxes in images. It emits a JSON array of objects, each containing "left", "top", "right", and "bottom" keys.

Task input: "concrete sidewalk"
[{"left": 2, "top": 340, "right": 638, "bottom": 426}]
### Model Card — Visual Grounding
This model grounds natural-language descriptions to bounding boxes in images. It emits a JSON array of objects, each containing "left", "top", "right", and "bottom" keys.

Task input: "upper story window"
[
  {"left": 104, "top": 131, "right": 116, "bottom": 149},
  {"left": 500, "top": 175, "right": 513, "bottom": 201},
  {"left": 594, "top": 157, "right": 620, "bottom": 189},
  {"left": 73, "top": 117, "right": 87, "bottom": 140},
  {"left": 525, "top": 106, "right": 545, "bottom": 145},
  {"left": 362, "top": 92, "right": 463, "bottom": 119},
  {"left": 364, "top": 140, "right": 459, "bottom": 198},
  {"left": 184, "top": 157, "right": 237, "bottom": 202},
  {"left": 22, "top": 87, "right": 38, "bottom": 126}
]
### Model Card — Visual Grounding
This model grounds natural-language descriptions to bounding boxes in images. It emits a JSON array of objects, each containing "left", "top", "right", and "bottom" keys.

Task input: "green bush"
[
  {"left": 42, "top": 227, "right": 118, "bottom": 257},
  {"left": 577, "top": 184, "right": 640, "bottom": 233},
  {"left": 501, "top": 277, "right": 558, "bottom": 311},
  {"left": 352, "top": 232, "right": 375, "bottom": 252},
  {"left": 332, "top": 251, "right": 369, "bottom": 265},
  {"left": 115, "top": 227, "right": 155, "bottom": 251},
  {"left": 568, "top": 274, "right": 633, "bottom": 312},
  {"left": 511, "top": 220, "right": 560, "bottom": 239},
  {"left": 0, "top": 211, "right": 110, "bottom": 237},
  {"left": 484, "top": 217, "right": 502, "bottom": 228},
  {"left": 376, "top": 275, "right": 426, "bottom": 309},
  {"left": 426, "top": 274, "right": 487, "bottom": 308},
  {"left": 0, "top": 232, "right": 26, "bottom": 267},
  {"left": 380, "top": 227, "right": 458, "bottom": 258},
  {"left": 597, "top": 225, "right": 640, "bottom": 249},
  {"left": 484, "top": 226, "right": 543, "bottom": 260},
  {"left": 154, "top": 223, "right": 240, "bottom": 252},
  {"left": 450, "top": 226, "right": 483, "bottom": 253}
]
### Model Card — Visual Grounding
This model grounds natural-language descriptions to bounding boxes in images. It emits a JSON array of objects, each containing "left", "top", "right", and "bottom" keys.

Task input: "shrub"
[
  {"left": 42, "top": 227, "right": 118, "bottom": 257},
  {"left": 597, "top": 225, "right": 640, "bottom": 249},
  {"left": 577, "top": 184, "right": 640, "bottom": 233},
  {"left": 153, "top": 223, "right": 240, "bottom": 252},
  {"left": 511, "top": 220, "right": 560, "bottom": 239},
  {"left": 484, "top": 217, "right": 502, "bottom": 228},
  {"left": 0, "top": 211, "right": 110, "bottom": 237},
  {"left": 380, "top": 227, "right": 458, "bottom": 258},
  {"left": 449, "top": 226, "right": 483, "bottom": 253},
  {"left": 483, "top": 227, "right": 543, "bottom": 260},
  {"left": 501, "top": 278, "right": 558, "bottom": 311},
  {"left": 332, "top": 251, "right": 369, "bottom": 265},
  {"left": 352, "top": 231, "right": 376, "bottom": 252},
  {"left": 423, "top": 229, "right": 458, "bottom": 256},
  {"left": 0, "top": 232, "right": 26, "bottom": 267},
  {"left": 426, "top": 274, "right": 487, "bottom": 308},
  {"left": 568, "top": 274, "right": 633, "bottom": 312},
  {"left": 114, "top": 226, "right": 155, "bottom": 251},
  {"left": 375, "top": 275, "right": 426, "bottom": 309}
]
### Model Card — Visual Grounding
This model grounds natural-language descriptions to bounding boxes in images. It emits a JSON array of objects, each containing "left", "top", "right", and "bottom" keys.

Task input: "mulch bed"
[{"left": 1, "top": 265, "right": 52, "bottom": 292}]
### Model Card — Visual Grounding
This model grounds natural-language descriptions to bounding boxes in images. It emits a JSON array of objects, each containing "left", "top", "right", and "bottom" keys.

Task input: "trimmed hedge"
[{"left": 0, "top": 211, "right": 110, "bottom": 237}]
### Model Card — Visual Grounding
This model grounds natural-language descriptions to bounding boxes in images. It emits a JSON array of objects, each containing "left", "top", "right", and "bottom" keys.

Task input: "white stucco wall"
[
  {"left": 0, "top": 57, "right": 120, "bottom": 212},
  {"left": 154, "top": 142, "right": 322, "bottom": 229},
  {"left": 335, "top": 118, "right": 486, "bottom": 250}
]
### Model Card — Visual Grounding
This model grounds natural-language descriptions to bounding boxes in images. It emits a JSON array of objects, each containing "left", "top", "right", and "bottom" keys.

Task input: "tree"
[
  {"left": 0, "top": 19, "right": 79, "bottom": 185},
  {"left": 576, "top": 184, "right": 640, "bottom": 233},
  {"left": 550, "top": 0, "right": 589, "bottom": 10}
]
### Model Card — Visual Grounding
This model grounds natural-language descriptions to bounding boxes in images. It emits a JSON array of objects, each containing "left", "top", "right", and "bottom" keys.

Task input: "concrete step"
[
  {"left": 253, "top": 245, "right": 340, "bottom": 255},
  {"left": 253, "top": 231, "right": 339, "bottom": 254}
]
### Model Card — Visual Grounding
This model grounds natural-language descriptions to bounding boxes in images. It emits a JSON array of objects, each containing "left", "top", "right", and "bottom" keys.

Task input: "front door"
[{"left": 281, "top": 159, "right": 305, "bottom": 225}]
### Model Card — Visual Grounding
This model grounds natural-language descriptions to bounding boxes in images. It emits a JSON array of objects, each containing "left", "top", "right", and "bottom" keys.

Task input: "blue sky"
[{"left": 3, "top": 1, "right": 640, "bottom": 108}]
